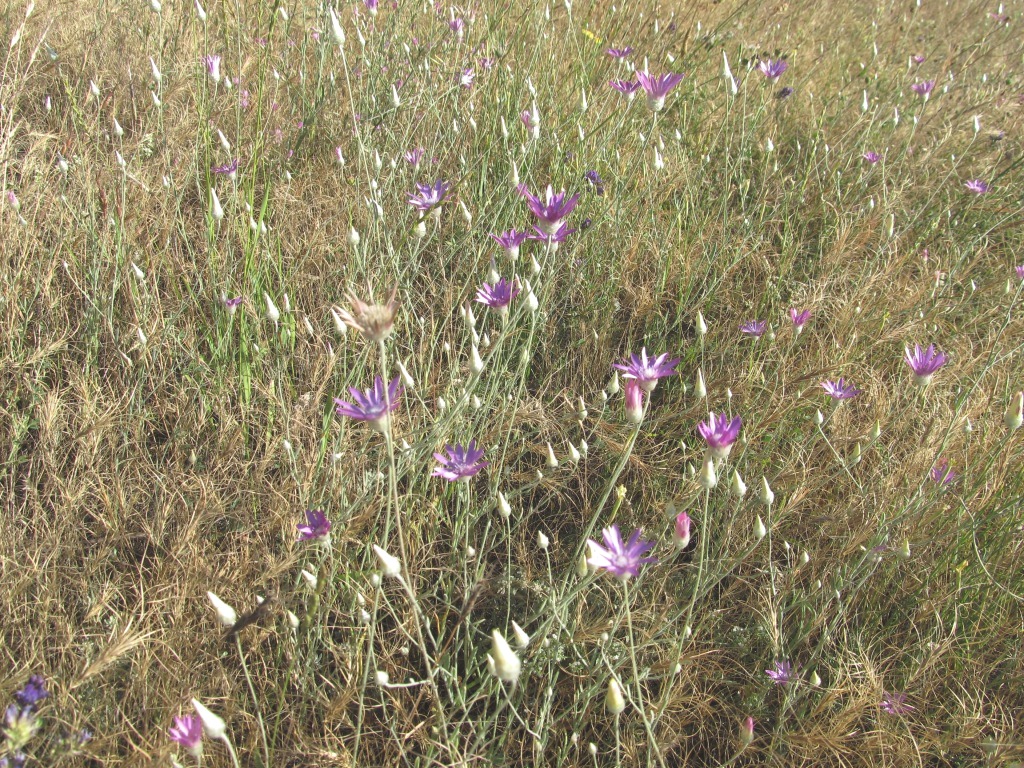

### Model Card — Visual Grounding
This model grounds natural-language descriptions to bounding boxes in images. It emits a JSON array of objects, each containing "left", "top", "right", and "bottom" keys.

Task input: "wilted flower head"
[
  {"left": 904, "top": 343, "right": 947, "bottom": 386},
  {"left": 586, "top": 524, "right": 657, "bottom": 580},
  {"left": 613, "top": 348, "right": 679, "bottom": 392},
  {"left": 609, "top": 78, "right": 641, "bottom": 96},
  {"left": 757, "top": 59, "right": 788, "bottom": 80},
  {"left": 698, "top": 412, "right": 742, "bottom": 459},
  {"left": 879, "top": 691, "right": 916, "bottom": 715},
  {"left": 432, "top": 440, "right": 488, "bottom": 482},
  {"left": 740, "top": 320, "right": 767, "bottom": 338},
  {"left": 408, "top": 180, "right": 450, "bottom": 212},
  {"left": 169, "top": 714, "right": 203, "bottom": 758},
  {"left": 334, "top": 376, "right": 402, "bottom": 432},
  {"left": 201, "top": 54, "right": 222, "bottom": 83},
  {"left": 789, "top": 308, "right": 811, "bottom": 332},
  {"left": 964, "top": 179, "right": 990, "bottom": 194},
  {"left": 475, "top": 278, "right": 520, "bottom": 311},
  {"left": 862, "top": 151, "right": 880, "bottom": 164},
  {"left": 766, "top": 660, "right": 795, "bottom": 685},
  {"left": 930, "top": 458, "right": 957, "bottom": 486},
  {"left": 337, "top": 285, "right": 399, "bottom": 341},
  {"left": 404, "top": 147, "right": 425, "bottom": 166},
  {"left": 518, "top": 184, "right": 580, "bottom": 234},
  {"left": 606, "top": 46, "right": 633, "bottom": 58},
  {"left": 635, "top": 71, "right": 685, "bottom": 111},
  {"left": 821, "top": 378, "right": 862, "bottom": 400},
  {"left": 297, "top": 509, "right": 332, "bottom": 542},
  {"left": 910, "top": 79, "right": 935, "bottom": 96}
]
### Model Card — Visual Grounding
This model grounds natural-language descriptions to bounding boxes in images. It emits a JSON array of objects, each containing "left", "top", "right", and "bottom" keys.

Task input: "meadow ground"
[{"left": 2, "top": 0, "right": 1024, "bottom": 765}]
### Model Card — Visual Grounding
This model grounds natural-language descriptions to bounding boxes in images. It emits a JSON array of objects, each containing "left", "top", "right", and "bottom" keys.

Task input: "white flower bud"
[
  {"left": 511, "top": 621, "right": 530, "bottom": 649},
  {"left": 698, "top": 456, "right": 717, "bottom": 489},
  {"left": 545, "top": 443, "right": 558, "bottom": 468},
  {"left": 373, "top": 544, "right": 402, "bottom": 577},
  {"left": 191, "top": 699, "right": 226, "bottom": 740},
  {"left": 375, "top": 670, "right": 390, "bottom": 686},
  {"left": 470, "top": 345, "right": 484, "bottom": 374},
  {"left": 696, "top": 311, "right": 708, "bottom": 336},
  {"left": 1004, "top": 391, "right": 1023, "bottom": 431},
  {"left": 754, "top": 515, "right": 767, "bottom": 540},
  {"left": 496, "top": 492, "right": 512, "bottom": 519},
  {"left": 210, "top": 188, "right": 224, "bottom": 220},
  {"left": 605, "top": 679, "right": 626, "bottom": 715},
  {"left": 489, "top": 629, "right": 521, "bottom": 683},
  {"left": 329, "top": 6, "right": 345, "bottom": 45},
  {"left": 537, "top": 531, "right": 550, "bottom": 550},
  {"left": 730, "top": 470, "right": 747, "bottom": 498},
  {"left": 695, "top": 368, "right": 707, "bottom": 398},
  {"left": 263, "top": 292, "right": 280, "bottom": 324},
  {"left": 301, "top": 569, "right": 318, "bottom": 589},
  {"left": 207, "top": 591, "right": 237, "bottom": 626}
]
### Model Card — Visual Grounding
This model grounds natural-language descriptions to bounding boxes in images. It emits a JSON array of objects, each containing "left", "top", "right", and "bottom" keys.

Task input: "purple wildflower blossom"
[
  {"left": 930, "top": 458, "right": 957, "bottom": 486},
  {"left": 14, "top": 676, "right": 48, "bottom": 710},
  {"left": 584, "top": 170, "right": 605, "bottom": 195},
  {"left": 212, "top": 159, "right": 239, "bottom": 177},
  {"left": 223, "top": 295, "right": 243, "bottom": 314},
  {"left": 365, "top": 0, "right": 378, "bottom": 14},
  {"left": 910, "top": 79, "right": 935, "bottom": 96},
  {"left": 821, "top": 378, "right": 862, "bottom": 400},
  {"left": 613, "top": 348, "right": 680, "bottom": 392},
  {"left": 404, "top": 147, "right": 425, "bottom": 166},
  {"left": 609, "top": 79, "right": 641, "bottom": 96},
  {"left": 448, "top": 18, "right": 464, "bottom": 34},
  {"left": 863, "top": 151, "right": 880, "bottom": 163},
  {"left": 518, "top": 184, "right": 580, "bottom": 234},
  {"left": 586, "top": 524, "right": 657, "bottom": 580},
  {"left": 432, "top": 440, "right": 489, "bottom": 482},
  {"left": 904, "top": 343, "right": 946, "bottom": 386},
  {"left": 789, "top": 308, "right": 811, "bottom": 332},
  {"left": 408, "top": 180, "right": 450, "bottom": 212},
  {"left": 879, "top": 691, "right": 916, "bottom": 715},
  {"left": 526, "top": 223, "right": 576, "bottom": 244},
  {"left": 698, "top": 412, "right": 742, "bottom": 460},
  {"left": 624, "top": 378, "right": 644, "bottom": 424},
  {"left": 1015, "top": 265, "right": 1024, "bottom": 280},
  {"left": 606, "top": 47, "right": 634, "bottom": 58},
  {"left": 297, "top": 509, "right": 332, "bottom": 542},
  {"left": 740, "top": 320, "right": 767, "bottom": 338},
  {"left": 964, "top": 179, "right": 990, "bottom": 194},
  {"left": 334, "top": 376, "right": 403, "bottom": 433},
  {"left": 169, "top": 714, "right": 203, "bottom": 758},
  {"left": 673, "top": 510, "right": 692, "bottom": 548},
  {"left": 475, "top": 278, "right": 520, "bottom": 311},
  {"left": 766, "top": 660, "right": 795, "bottom": 685},
  {"left": 460, "top": 68, "right": 475, "bottom": 88},
  {"left": 758, "top": 59, "right": 788, "bottom": 80},
  {"left": 912, "top": 54, "right": 926, "bottom": 64},
  {"left": 635, "top": 71, "right": 685, "bottom": 111},
  {"left": 489, "top": 229, "right": 530, "bottom": 258},
  {"left": 201, "top": 54, "right": 222, "bottom": 83}
]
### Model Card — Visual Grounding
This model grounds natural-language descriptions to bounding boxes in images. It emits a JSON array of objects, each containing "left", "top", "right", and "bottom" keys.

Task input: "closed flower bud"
[
  {"left": 567, "top": 442, "right": 581, "bottom": 463},
  {"left": 605, "top": 678, "right": 626, "bottom": 715},
  {"left": 696, "top": 310, "right": 708, "bottom": 336},
  {"left": 489, "top": 629, "right": 522, "bottom": 683},
  {"left": 739, "top": 716, "right": 754, "bottom": 747},
  {"left": 576, "top": 550, "right": 590, "bottom": 578},
  {"left": 263, "top": 292, "right": 280, "bottom": 324},
  {"left": 496, "top": 492, "right": 512, "bottom": 519},
  {"left": 695, "top": 368, "right": 707, "bottom": 398},
  {"left": 210, "top": 188, "right": 224, "bottom": 220},
  {"left": 813, "top": 409, "right": 824, "bottom": 425},
  {"left": 373, "top": 544, "right": 402, "bottom": 577},
  {"left": 470, "top": 345, "right": 484, "bottom": 374},
  {"left": 191, "top": 699, "right": 226, "bottom": 740},
  {"left": 730, "top": 470, "right": 747, "bottom": 498},
  {"left": 511, "top": 621, "right": 531, "bottom": 649},
  {"left": 758, "top": 477, "right": 774, "bottom": 506},
  {"left": 698, "top": 456, "right": 717, "bottom": 489},
  {"left": 329, "top": 6, "right": 345, "bottom": 45},
  {"left": 673, "top": 510, "right": 691, "bottom": 548},
  {"left": 1004, "top": 391, "right": 1023, "bottom": 431},
  {"left": 301, "top": 569, "right": 318, "bottom": 589},
  {"left": 537, "top": 531, "right": 550, "bottom": 550},
  {"left": 207, "top": 591, "right": 237, "bottom": 626},
  {"left": 608, "top": 371, "right": 620, "bottom": 395},
  {"left": 754, "top": 515, "right": 767, "bottom": 540},
  {"left": 869, "top": 420, "right": 881, "bottom": 440},
  {"left": 546, "top": 442, "right": 558, "bottom": 468}
]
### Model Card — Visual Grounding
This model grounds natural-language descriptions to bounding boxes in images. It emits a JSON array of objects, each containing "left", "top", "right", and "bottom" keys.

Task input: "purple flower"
[
  {"left": 862, "top": 151, "right": 880, "bottom": 164},
  {"left": 635, "top": 71, "right": 685, "bottom": 111},
  {"left": 912, "top": 54, "right": 926, "bottom": 64},
  {"left": 584, "top": 170, "right": 605, "bottom": 195},
  {"left": 404, "top": 147, "right": 425, "bottom": 167},
  {"left": 1015, "top": 265, "right": 1024, "bottom": 280},
  {"left": 489, "top": 229, "right": 530, "bottom": 258},
  {"left": 930, "top": 458, "right": 957, "bottom": 486},
  {"left": 586, "top": 524, "right": 657, "bottom": 580},
  {"left": 609, "top": 79, "right": 641, "bottom": 96},
  {"left": 879, "top": 691, "right": 916, "bottom": 715},
  {"left": 518, "top": 184, "right": 579, "bottom": 235},
  {"left": 757, "top": 59, "right": 788, "bottom": 80},
  {"left": 910, "top": 79, "right": 935, "bottom": 96},
  {"left": 334, "top": 376, "right": 403, "bottom": 433},
  {"left": 613, "top": 348, "right": 680, "bottom": 392},
  {"left": 201, "top": 54, "right": 222, "bottom": 83},
  {"left": 475, "top": 278, "right": 520, "bottom": 311},
  {"left": 432, "top": 440, "right": 488, "bottom": 482},
  {"left": 821, "top": 378, "right": 862, "bottom": 400},
  {"left": 526, "top": 223, "right": 576, "bottom": 244},
  {"left": 408, "top": 180, "right": 450, "bottom": 212},
  {"left": 789, "top": 308, "right": 811, "bottom": 333},
  {"left": 460, "top": 68, "right": 475, "bottom": 88},
  {"left": 212, "top": 159, "right": 239, "bottom": 178},
  {"left": 766, "top": 660, "right": 795, "bottom": 685},
  {"left": 364, "top": 0, "right": 378, "bottom": 14},
  {"left": 673, "top": 510, "right": 692, "bottom": 548},
  {"left": 222, "top": 295, "right": 243, "bottom": 314},
  {"left": 740, "top": 320, "right": 767, "bottom": 338},
  {"left": 169, "top": 714, "right": 203, "bottom": 758},
  {"left": 297, "top": 509, "right": 332, "bottom": 542},
  {"left": 698, "top": 412, "right": 742, "bottom": 460},
  {"left": 14, "top": 676, "right": 48, "bottom": 710},
  {"left": 606, "top": 47, "right": 633, "bottom": 58},
  {"left": 448, "top": 18, "right": 464, "bottom": 34},
  {"left": 964, "top": 179, "right": 990, "bottom": 194},
  {"left": 904, "top": 343, "right": 946, "bottom": 386},
  {"left": 624, "top": 378, "right": 644, "bottom": 424}
]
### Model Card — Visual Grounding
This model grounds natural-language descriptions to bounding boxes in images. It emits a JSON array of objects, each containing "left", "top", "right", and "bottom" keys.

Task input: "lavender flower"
[
  {"left": 201, "top": 54, "right": 222, "bottom": 83},
  {"left": 613, "top": 348, "right": 680, "bottom": 392},
  {"left": 365, "top": 0, "right": 378, "bottom": 15},
  {"left": 698, "top": 412, "right": 742, "bottom": 460},
  {"left": 222, "top": 296, "right": 243, "bottom": 314},
  {"left": 408, "top": 180, "right": 450, "bottom": 213},
  {"left": 584, "top": 170, "right": 605, "bottom": 195},
  {"left": 475, "top": 278, "right": 520, "bottom": 312},
  {"left": 821, "top": 378, "right": 862, "bottom": 400},
  {"left": 1016, "top": 265, "right": 1024, "bottom": 280},
  {"left": 448, "top": 18, "right": 464, "bottom": 35},
  {"left": 404, "top": 147, "right": 425, "bottom": 167},
  {"left": 432, "top": 440, "right": 489, "bottom": 482},
  {"left": 912, "top": 54, "right": 926, "bottom": 64},
  {"left": 334, "top": 376, "right": 403, "bottom": 433},
  {"left": 740, "top": 320, "right": 766, "bottom": 338},
  {"left": 766, "top": 660, "right": 795, "bottom": 685},
  {"left": 519, "top": 184, "right": 580, "bottom": 234},
  {"left": 964, "top": 179, "right": 990, "bottom": 194},
  {"left": 862, "top": 151, "right": 880, "bottom": 164},
  {"left": 14, "top": 676, "right": 48, "bottom": 710},
  {"left": 212, "top": 159, "right": 239, "bottom": 179},
  {"left": 904, "top": 343, "right": 947, "bottom": 386},
  {"left": 930, "top": 458, "right": 957, "bottom": 486},
  {"left": 606, "top": 47, "right": 633, "bottom": 58},
  {"left": 624, "top": 378, "right": 644, "bottom": 424},
  {"left": 879, "top": 691, "right": 916, "bottom": 715},
  {"left": 586, "top": 524, "right": 657, "bottom": 580},
  {"left": 673, "top": 510, "right": 692, "bottom": 548},
  {"left": 789, "top": 308, "right": 811, "bottom": 333},
  {"left": 297, "top": 509, "right": 332, "bottom": 542},
  {"left": 609, "top": 79, "right": 641, "bottom": 96},
  {"left": 635, "top": 71, "right": 685, "bottom": 111},
  {"left": 757, "top": 59, "right": 788, "bottom": 80},
  {"left": 910, "top": 79, "right": 935, "bottom": 96},
  {"left": 489, "top": 229, "right": 530, "bottom": 259},
  {"left": 169, "top": 714, "right": 204, "bottom": 759},
  {"left": 526, "top": 223, "right": 576, "bottom": 244}
]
